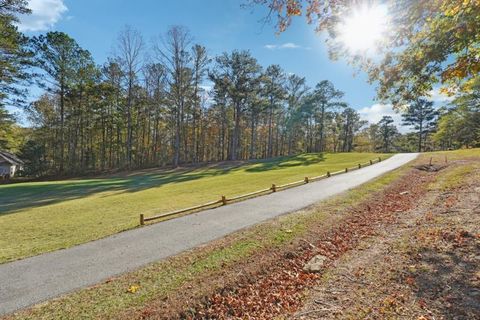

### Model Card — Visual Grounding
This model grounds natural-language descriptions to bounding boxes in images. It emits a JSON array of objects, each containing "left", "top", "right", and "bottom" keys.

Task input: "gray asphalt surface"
[{"left": 0, "top": 153, "right": 418, "bottom": 315}]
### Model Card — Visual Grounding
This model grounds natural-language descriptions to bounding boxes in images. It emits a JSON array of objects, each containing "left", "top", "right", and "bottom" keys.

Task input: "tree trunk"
[
  {"left": 230, "top": 103, "right": 241, "bottom": 161},
  {"left": 59, "top": 79, "right": 65, "bottom": 173},
  {"left": 250, "top": 112, "right": 256, "bottom": 159},
  {"left": 267, "top": 102, "right": 274, "bottom": 158},
  {"left": 418, "top": 121, "right": 423, "bottom": 152}
]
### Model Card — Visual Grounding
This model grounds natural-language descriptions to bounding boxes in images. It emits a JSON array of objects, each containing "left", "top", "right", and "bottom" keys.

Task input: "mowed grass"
[
  {"left": 0, "top": 152, "right": 389, "bottom": 263},
  {"left": 431, "top": 148, "right": 480, "bottom": 161}
]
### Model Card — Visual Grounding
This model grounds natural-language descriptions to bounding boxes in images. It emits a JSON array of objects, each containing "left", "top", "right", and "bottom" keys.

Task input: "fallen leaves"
[
  {"left": 184, "top": 170, "right": 432, "bottom": 319},
  {"left": 380, "top": 293, "right": 406, "bottom": 315},
  {"left": 127, "top": 285, "right": 140, "bottom": 294},
  {"left": 444, "top": 195, "right": 457, "bottom": 208},
  {"left": 405, "top": 276, "right": 416, "bottom": 286}
]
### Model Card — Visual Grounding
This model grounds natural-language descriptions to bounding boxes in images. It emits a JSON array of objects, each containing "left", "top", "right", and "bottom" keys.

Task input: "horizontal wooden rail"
[
  {"left": 309, "top": 173, "right": 328, "bottom": 182},
  {"left": 140, "top": 156, "right": 382, "bottom": 225},
  {"left": 227, "top": 188, "right": 272, "bottom": 202},
  {"left": 329, "top": 169, "right": 346, "bottom": 176},
  {"left": 276, "top": 179, "right": 306, "bottom": 189},
  {"left": 141, "top": 199, "right": 223, "bottom": 224}
]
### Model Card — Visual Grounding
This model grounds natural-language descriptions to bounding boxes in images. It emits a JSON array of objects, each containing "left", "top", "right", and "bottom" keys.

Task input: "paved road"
[{"left": 0, "top": 153, "right": 418, "bottom": 315}]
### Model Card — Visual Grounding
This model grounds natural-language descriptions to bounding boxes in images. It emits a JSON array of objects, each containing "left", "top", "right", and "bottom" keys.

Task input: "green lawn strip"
[
  {"left": 7, "top": 158, "right": 407, "bottom": 320},
  {"left": 426, "top": 148, "right": 480, "bottom": 191},
  {"left": 430, "top": 148, "right": 480, "bottom": 161},
  {"left": 0, "top": 152, "right": 390, "bottom": 263},
  {"left": 429, "top": 164, "right": 478, "bottom": 192}
]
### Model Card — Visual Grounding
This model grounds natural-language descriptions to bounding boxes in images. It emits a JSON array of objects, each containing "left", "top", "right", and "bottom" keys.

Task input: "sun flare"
[{"left": 338, "top": 4, "right": 390, "bottom": 53}]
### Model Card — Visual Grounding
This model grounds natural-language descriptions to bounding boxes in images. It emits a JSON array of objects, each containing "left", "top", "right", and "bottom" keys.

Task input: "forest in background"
[{"left": 1, "top": 1, "right": 479, "bottom": 177}]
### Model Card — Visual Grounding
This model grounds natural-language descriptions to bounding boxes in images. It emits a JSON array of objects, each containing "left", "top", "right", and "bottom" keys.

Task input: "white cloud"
[
  {"left": 17, "top": 0, "right": 68, "bottom": 32},
  {"left": 264, "top": 44, "right": 277, "bottom": 50},
  {"left": 427, "top": 88, "right": 455, "bottom": 103},
  {"left": 264, "top": 42, "right": 309, "bottom": 50},
  {"left": 358, "top": 103, "right": 410, "bottom": 133},
  {"left": 280, "top": 42, "right": 299, "bottom": 49}
]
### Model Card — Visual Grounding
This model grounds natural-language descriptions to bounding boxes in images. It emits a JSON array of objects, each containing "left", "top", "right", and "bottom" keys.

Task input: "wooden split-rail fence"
[{"left": 139, "top": 157, "right": 383, "bottom": 225}]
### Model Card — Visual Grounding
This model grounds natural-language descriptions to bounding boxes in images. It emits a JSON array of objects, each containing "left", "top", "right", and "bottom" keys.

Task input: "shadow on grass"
[
  {"left": 0, "top": 165, "right": 238, "bottom": 216},
  {"left": 0, "top": 154, "right": 317, "bottom": 216},
  {"left": 245, "top": 153, "right": 325, "bottom": 172}
]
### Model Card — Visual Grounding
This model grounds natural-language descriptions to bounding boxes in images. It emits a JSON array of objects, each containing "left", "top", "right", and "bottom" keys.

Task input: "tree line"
[{"left": 22, "top": 26, "right": 373, "bottom": 175}]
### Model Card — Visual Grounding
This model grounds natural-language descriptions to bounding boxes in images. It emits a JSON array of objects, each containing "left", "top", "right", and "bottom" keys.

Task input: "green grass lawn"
[{"left": 0, "top": 152, "right": 389, "bottom": 263}]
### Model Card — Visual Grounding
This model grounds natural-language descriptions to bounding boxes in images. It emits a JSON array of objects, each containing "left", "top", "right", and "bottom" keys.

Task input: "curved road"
[{"left": 0, "top": 153, "right": 418, "bottom": 315}]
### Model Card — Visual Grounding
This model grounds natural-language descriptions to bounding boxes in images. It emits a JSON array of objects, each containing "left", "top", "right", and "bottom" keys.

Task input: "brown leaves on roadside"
[
  {"left": 194, "top": 258, "right": 320, "bottom": 319},
  {"left": 444, "top": 196, "right": 457, "bottom": 208},
  {"left": 183, "top": 171, "right": 431, "bottom": 319},
  {"left": 405, "top": 276, "right": 416, "bottom": 286},
  {"left": 379, "top": 293, "right": 407, "bottom": 315}
]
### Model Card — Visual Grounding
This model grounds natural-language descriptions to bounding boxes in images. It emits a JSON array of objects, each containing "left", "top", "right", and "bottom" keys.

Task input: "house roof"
[{"left": 0, "top": 151, "right": 24, "bottom": 165}]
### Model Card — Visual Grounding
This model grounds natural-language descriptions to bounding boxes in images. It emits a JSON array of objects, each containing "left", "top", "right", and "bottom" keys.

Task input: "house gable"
[
  {"left": 0, "top": 151, "right": 24, "bottom": 166},
  {"left": 0, "top": 151, "right": 23, "bottom": 177}
]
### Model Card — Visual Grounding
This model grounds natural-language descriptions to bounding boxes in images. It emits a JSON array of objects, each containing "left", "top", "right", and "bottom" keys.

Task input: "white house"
[{"left": 0, "top": 151, "right": 24, "bottom": 178}]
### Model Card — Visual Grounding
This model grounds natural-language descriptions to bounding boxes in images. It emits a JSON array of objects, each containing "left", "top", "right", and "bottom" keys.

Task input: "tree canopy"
[
  {"left": 0, "top": 0, "right": 31, "bottom": 107},
  {"left": 251, "top": 0, "right": 480, "bottom": 106}
]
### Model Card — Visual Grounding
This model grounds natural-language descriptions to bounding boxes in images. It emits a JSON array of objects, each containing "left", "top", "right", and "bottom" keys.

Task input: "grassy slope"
[{"left": 0, "top": 152, "right": 388, "bottom": 263}]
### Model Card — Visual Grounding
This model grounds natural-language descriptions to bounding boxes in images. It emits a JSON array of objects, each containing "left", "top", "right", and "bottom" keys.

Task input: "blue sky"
[{"left": 15, "top": 0, "right": 452, "bottom": 128}]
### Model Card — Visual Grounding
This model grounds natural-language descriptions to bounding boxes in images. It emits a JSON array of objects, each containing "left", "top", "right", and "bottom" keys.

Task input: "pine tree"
[
  {"left": 0, "top": 0, "right": 31, "bottom": 108},
  {"left": 402, "top": 99, "right": 438, "bottom": 152},
  {"left": 31, "top": 32, "right": 95, "bottom": 172},
  {"left": 377, "top": 116, "right": 398, "bottom": 152}
]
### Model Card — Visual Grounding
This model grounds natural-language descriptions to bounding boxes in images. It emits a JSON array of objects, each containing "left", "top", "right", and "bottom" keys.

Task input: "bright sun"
[{"left": 338, "top": 4, "right": 390, "bottom": 53}]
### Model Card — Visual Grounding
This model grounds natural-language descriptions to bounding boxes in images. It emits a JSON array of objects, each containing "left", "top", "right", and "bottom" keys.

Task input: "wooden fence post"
[
  {"left": 221, "top": 195, "right": 227, "bottom": 205},
  {"left": 271, "top": 184, "right": 277, "bottom": 192},
  {"left": 345, "top": 168, "right": 348, "bottom": 173},
  {"left": 370, "top": 160, "right": 373, "bottom": 165},
  {"left": 304, "top": 177, "right": 309, "bottom": 183},
  {"left": 140, "top": 214, "right": 145, "bottom": 226}
]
